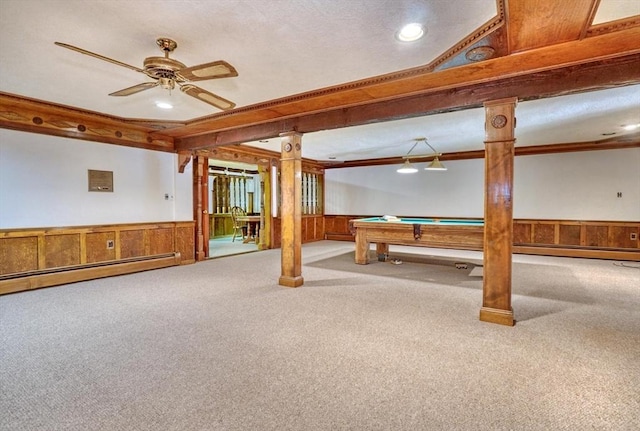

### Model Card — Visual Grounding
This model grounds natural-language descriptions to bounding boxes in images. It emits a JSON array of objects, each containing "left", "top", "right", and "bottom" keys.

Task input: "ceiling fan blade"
[
  {"left": 177, "top": 60, "right": 238, "bottom": 81},
  {"left": 55, "top": 42, "right": 144, "bottom": 73},
  {"left": 180, "top": 84, "right": 236, "bottom": 110},
  {"left": 109, "top": 82, "right": 158, "bottom": 96}
]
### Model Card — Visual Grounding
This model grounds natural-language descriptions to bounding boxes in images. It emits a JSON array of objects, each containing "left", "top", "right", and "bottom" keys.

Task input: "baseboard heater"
[{"left": 0, "top": 252, "right": 181, "bottom": 295}]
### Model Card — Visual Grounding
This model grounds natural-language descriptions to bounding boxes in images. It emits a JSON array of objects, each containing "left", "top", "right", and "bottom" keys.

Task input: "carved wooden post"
[
  {"left": 481, "top": 97, "right": 517, "bottom": 326},
  {"left": 279, "top": 132, "right": 304, "bottom": 287},
  {"left": 193, "top": 154, "right": 207, "bottom": 261},
  {"left": 258, "top": 164, "right": 270, "bottom": 250},
  {"left": 202, "top": 156, "right": 209, "bottom": 258}
]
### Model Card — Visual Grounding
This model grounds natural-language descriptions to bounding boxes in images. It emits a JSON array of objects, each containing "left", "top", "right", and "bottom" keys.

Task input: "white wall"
[
  {"left": 325, "top": 159, "right": 484, "bottom": 217},
  {"left": 325, "top": 148, "right": 640, "bottom": 221},
  {"left": 513, "top": 149, "right": 640, "bottom": 220},
  {"left": 0, "top": 129, "right": 193, "bottom": 229}
]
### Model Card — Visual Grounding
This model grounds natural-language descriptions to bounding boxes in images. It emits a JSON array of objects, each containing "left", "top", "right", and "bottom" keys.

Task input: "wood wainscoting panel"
[
  {"left": 301, "top": 216, "right": 325, "bottom": 243},
  {"left": 324, "top": 215, "right": 639, "bottom": 261},
  {"left": 532, "top": 223, "right": 555, "bottom": 245},
  {"left": 314, "top": 216, "right": 326, "bottom": 241},
  {"left": 149, "top": 227, "right": 174, "bottom": 255},
  {"left": 175, "top": 224, "right": 195, "bottom": 263},
  {"left": 559, "top": 224, "right": 581, "bottom": 246},
  {"left": 86, "top": 231, "right": 116, "bottom": 263},
  {"left": 272, "top": 217, "right": 282, "bottom": 249},
  {"left": 120, "top": 229, "right": 146, "bottom": 259},
  {"left": 585, "top": 225, "right": 609, "bottom": 247},
  {"left": 0, "top": 236, "right": 38, "bottom": 275},
  {"left": 209, "top": 214, "right": 234, "bottom": 238},
  {"left": 0, "top": 221, "right": 195, "bottom": 294},
  {"left": 325, "top": 215, "right": 352, "bottom": 236},
  {"left": 301, "top": 218, "right": 308, "bottom": 243},
  {"left": 609, "top": 225, "right": 638, "bottom": 249},
  {"left": 45, "top": 234, "right": 80, "bottom": 268},
  {"left": 513, "top": 222, "right": 532, "bottom": 244}
]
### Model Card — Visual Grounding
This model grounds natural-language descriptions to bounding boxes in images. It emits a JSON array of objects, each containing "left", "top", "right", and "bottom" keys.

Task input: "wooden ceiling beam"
[
  {"left": 175, "top": 52, "right": 640, "bottom": 151},
  {"left": 325, "top": 133, "right": 640, "bottom": 169},
  {"left": 168, "top": 25, "right": 639, "bottom": 146},
  {"left": 506, "top": 0, "right": 598, "bottom": 52},
  {"left": 171, "top": 27, "right": 640, "bottom": 153},
  {"left": 0, "top": 92, "right": 175, "bottom": 152}
]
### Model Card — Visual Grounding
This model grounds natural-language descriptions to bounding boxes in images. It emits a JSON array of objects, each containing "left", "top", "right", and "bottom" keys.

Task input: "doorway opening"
[{"left": 208, "top": 160, "right": 264, "bottom": 259}]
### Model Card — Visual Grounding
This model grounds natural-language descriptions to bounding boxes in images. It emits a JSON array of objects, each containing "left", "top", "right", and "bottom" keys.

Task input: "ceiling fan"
[{"left": 55, "top": 37, "right": 238, "bottom": 110}]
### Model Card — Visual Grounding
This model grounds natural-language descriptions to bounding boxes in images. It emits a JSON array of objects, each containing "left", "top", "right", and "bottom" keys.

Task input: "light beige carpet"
[{"left": 1, "top": 241, "right": 638, "bottom": 430}]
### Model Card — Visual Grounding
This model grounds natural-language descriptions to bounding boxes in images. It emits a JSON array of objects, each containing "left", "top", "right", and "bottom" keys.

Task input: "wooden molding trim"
[
  {"left": 427, "top": 2, "right": 505, "bottom": 70},
  {"left": 587, "top": 15, "right": 640, "bottom": 37},
  {"left": 323, "top": 136, "right": 640, "bottom": 169},
  {"left": 176, "top": 53, "right": 640, "bottom": 152},
  {"left": 178, "top": 151, "right": 192, "bottom": 173},
  {"left": 169, "top": 26, "right": 640, "bottom": 143},
  {"left": 513, "top": 246, "right": 639, "bottom": 261},
  {"left": 205, "top": 144, "right": 326, "bottom": 173},
  {"left": 0, "top": 92, "right": 175, "bottom": 151}
]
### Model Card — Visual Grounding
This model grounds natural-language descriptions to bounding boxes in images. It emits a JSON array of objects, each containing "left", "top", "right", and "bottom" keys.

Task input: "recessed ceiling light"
[
  {"left": 622, "top": 123, "right": 640, "bottom": 131},
  {"left": 397, "top": 23, "right": 425, "bottom": 42},
  {"left": 155, "top": 101, "right": 173, "bottom": 109}
]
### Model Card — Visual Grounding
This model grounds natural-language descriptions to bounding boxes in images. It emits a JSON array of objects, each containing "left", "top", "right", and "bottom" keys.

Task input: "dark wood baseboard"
[
  {"left": 512, "top": 246, "right": 639, "bottom": 261},
  {"left": 0, "top": 253, "right": 181, "bottom": 295}
]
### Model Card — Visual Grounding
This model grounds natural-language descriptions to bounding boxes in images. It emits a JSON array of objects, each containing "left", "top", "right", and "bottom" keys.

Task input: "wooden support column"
[
  {"left": 193, "top": 154, "right": 208, "bottom": 261},
  {"left": 258, "top": 164, "right": 270, "bottom": 250},
  {"left": 279, "top": 132, "right": 304, "bottom": 287},
  {"left": 480, "top": 97, "right": 517, "bottom": 326}
]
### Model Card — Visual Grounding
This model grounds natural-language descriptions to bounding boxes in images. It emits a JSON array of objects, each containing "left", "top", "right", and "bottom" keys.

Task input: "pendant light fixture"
[{"left": 396, "top": 137, "right": 447, "bottom": 173}]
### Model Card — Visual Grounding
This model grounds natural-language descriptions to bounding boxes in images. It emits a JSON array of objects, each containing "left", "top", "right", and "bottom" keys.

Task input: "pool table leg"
[
  {"left": 355, "top": 230, "right": 370, "bottom": 264},
  {"left": 376, "top": 243, "right": 389, "bottom": 261}
]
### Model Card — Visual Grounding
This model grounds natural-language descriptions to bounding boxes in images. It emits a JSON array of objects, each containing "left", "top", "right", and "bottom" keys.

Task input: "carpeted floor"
[{"left": 1, "top": 241, "right": 639, "bottom": 430}]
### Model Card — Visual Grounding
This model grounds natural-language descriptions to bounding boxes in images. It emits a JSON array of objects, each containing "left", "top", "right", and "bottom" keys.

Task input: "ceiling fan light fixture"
[
  {"left": 158, "top": 77, "right": 175, "bottom": 90},
  {"left": 397, "top": 23, "right": 425, "bottom": 42},
  {"left": 54, "top": 38, "right": 238, "bottom": 111}
]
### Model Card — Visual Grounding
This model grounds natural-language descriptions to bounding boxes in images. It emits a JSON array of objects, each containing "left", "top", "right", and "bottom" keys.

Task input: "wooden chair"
[{"left": 230, "top": 206, "right": 247, "bottom": 242}]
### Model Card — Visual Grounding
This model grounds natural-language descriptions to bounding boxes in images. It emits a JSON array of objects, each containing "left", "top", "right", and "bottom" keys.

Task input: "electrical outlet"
[
  {"left": 631, "top": 233, "right": 638, "bottom": 241},
  {"left": 106, "top": 240, "right": 114, "bottom": 249}
]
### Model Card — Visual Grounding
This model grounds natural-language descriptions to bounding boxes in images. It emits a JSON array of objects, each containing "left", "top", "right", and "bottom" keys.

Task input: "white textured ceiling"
[
  {"left": 0, "top": 0, "right": 639, "bottom": 163},
  {"left": 0, "top": 0, "right": 494, "bottom": 120}
]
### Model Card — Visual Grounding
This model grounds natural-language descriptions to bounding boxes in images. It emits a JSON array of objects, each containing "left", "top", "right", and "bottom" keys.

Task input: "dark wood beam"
[
  {"left": 506, "top": 0, "right": 597, "bottom": 52},
  {"left": 169, "top": 25, "right": 640, "bottom": 146},
  {"left": 175, "top": 52, "right": 640, "bottom": 151},
  {"left": 325, "top": 134, "right": 640, "bottom": 169},
  {"left": 0, "top": 92, "right": 175, "bottom": 152}
]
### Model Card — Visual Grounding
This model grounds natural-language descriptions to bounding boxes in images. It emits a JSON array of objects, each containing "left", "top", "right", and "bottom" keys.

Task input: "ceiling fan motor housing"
[{"left": 143, "top": 57, "right": 186, "bottom": 82}]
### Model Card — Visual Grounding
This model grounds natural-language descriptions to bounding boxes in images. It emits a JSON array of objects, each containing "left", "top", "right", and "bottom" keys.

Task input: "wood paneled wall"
[
  {"left": 209, "top": 214, "right": 234, "bottom": 238},
  {"left": 271, "top": 215, "right": 325, "bottom": 249},
  {"left": 1, "top": 221, "right": 195, "bottom": 294},
  {"left": 324, "top": 215, "right": 639, "bottom": 261},
  {"left": 513, "top": 220, "right": 639, "bottom": 249}
]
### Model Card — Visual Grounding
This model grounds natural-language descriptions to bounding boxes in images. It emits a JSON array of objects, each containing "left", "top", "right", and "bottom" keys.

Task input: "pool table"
[{"left": 349, "top": 217, "right": 484, "bottom": 264}]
